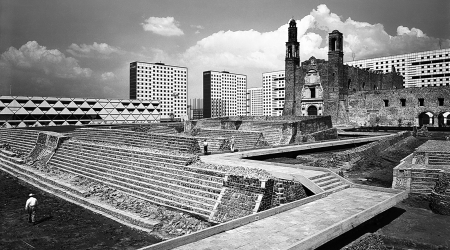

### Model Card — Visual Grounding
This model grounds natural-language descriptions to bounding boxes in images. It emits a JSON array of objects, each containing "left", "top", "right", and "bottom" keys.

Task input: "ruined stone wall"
[
  {"left": 347, "top": 86, "right": 450, "bottom": 126},
  {"left": 296, "top": 115, "right": 333, "bottom": 134},
  {"left": 345, "top": 66, "right": 403, "bottom": 92},
  {"left": 294, "top": 127, "right": 338, "bottom": 143},
  {"left": 334, "top": 131, "right": 410, "bottom": 163}
]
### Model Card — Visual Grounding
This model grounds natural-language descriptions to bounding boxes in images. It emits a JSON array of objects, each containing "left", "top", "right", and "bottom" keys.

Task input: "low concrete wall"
[{"left": 334, "top": 131, "right": 410, "bottom": 162}]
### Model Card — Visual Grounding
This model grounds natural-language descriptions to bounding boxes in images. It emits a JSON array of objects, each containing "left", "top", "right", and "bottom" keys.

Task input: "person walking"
[
  {"left": 25, "top": 193, "right": 38, "bottom": 224},
  {"left": 203, "top": 139, "right": 208, "bottom": 155}
]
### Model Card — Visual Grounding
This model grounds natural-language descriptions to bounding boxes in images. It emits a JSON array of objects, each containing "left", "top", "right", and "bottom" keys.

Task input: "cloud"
[
  {"left": 0, "top": 41, "right": 92, "bottom": 78},
  {"left": 173, "top": 4, "right": 450, "bottom": 99},
  {"left": 67, "top": 42, "right": 123, "bottom": 58},
  {"left": 101, "top": 72, "right": 115, "bottom": 81},
  {"left": 190, "top": 24, "right": 204, "bottom": 29},
  {"left": 141, "top": 16, "right": 184, "bottom": 36}
]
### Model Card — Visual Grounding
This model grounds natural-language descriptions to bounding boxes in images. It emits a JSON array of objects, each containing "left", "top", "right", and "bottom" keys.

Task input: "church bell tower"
[{"left": 283, "top": 18, "right": 300, "bottom": 116}]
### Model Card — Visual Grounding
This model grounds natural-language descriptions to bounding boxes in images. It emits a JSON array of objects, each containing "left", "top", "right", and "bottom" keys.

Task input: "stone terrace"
[
  {"left": 393, "top": 140, "right": 450, "bottom": 194},
  {"left": 193, "top": 129, "right": 267, "bottom": 150},
  {"left": 70, "top": 128, "right": 200, "bottom": 153},
  {"left": 0, "top": 128, "right": 40, "bottom": 155},
  {"left": 48, "top": 139, "right": 223, "bottom": 218}
]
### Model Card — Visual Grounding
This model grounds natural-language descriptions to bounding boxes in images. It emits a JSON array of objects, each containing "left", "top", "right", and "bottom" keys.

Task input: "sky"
[{"left": 1, "top": 0, "right": 449, "bottom": 100}]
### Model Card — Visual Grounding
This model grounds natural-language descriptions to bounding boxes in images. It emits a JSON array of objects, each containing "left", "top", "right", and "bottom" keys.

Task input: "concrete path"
[
  {"left": 173, "top": 188, "right": 399, "bottom": 250},
  {"left": 233, "top": 134, "right": 394, "bottom": 158}
]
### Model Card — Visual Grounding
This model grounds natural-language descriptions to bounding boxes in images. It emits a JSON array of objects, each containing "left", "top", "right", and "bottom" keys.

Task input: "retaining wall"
[{"left": 334, "top": 131, "right": 410, "bottom": 162}]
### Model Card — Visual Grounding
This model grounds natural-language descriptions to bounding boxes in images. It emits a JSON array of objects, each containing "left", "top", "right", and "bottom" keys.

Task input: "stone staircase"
[
  {"left": 428, "top": 152, "right": 450, "bottom": 166},
  {"left": 70, "top": 128, "right": 200, "bottom": 153},
  {"left": 195, "top": 129, "right": 266, "bottom": 150},
  {"left": 119, "top": 125, "right": 178, "bottom": 134},
  {"left": 0, "top": 150, "right": 158, "bottom": 231},
  {"left": 47, "top": 140, "right": 225, "bottom": 218},
  {"left": 0, "top": 129, "right": 40, "bottom": 155},
  {"left": 309, "top": 172, "right": 350, "bottom": 192},
  {"left": 238, "top": 121, "right": 285, "bottom": 146},
  {"left": 409, "top": 169, "right": 442, "bottom": 194}
]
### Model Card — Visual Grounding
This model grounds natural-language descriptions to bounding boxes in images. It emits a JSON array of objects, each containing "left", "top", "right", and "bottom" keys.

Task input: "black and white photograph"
[{"left": 1, "top": 0, "right": 449, "bottom": 249}]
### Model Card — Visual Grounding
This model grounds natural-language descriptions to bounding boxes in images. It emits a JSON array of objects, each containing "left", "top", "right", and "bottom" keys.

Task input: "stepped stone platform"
[
  {"left": 0, "top": 128, "right": 40, "bottom": 155},
  {"left": 142, "top": 136, "right": 407, "bottom": 250},
  {"left": 393, "top": 140, "right": 450, "bottom": 195},
  {"left": 192, "top": 128, "right": 267, "bottom": 150},
  {"left": 70, "top": 127, "right": 200, "bottom": 153},
  {"left": 0, "top": 150, "right": 159, "bottom": 231},
  {"left": 0, "top": 125, "right": 408, "bottom": 249},
  {"left": 0, "top": 129, "right": 313, "bottom": 229}
]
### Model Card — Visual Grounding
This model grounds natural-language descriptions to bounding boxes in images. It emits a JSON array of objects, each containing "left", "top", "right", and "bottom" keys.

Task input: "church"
[{"left": 283, "top": 18, "right": 450, "bottom": 127}]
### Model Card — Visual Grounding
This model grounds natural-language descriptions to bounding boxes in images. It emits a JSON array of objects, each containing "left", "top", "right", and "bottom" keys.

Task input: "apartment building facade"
[
  {"left": 130, "top": 61, "right": 187, "bottom": 119},
  {"left": 203, "top": 70, "right": 247, "bottom": 118},
  {"left": 346, "top": 48, "right": 450, "bottom": 88},
  {"left": 246, "top": 87, "right": 264, "bottom": 116},
  {"left": 262, "top": 70, "right": 285, "bottom": 116}
]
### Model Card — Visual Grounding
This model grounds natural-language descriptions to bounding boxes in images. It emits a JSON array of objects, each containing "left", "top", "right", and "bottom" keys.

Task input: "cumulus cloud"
[
  {"left": 101, "top": 72, "right": 115, "bottom": 81},
  {"left": 0, "top": 41, "right": 92, "bottom": 78},
  {"left": 67, "top": 42, "right": 122, "bottom": 58},
  {"left": 141, "top": 16, "right": 184, "bottom": 36},
  {"left": 174, "top": 4, "right": 449, "bottom": 98}
]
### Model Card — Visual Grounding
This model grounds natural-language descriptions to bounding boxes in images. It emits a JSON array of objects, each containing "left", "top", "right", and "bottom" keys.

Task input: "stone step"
[
  {"left": 324, "top": 184, "right": 351, "bottom": 193},
  {"left": 74, "top": 134, "right": 195, "bottom": 146},
  {"left": 317, "top": 178, "right": 341, "bottom": 187},
  {"left": 410, "top": 172, "right": 442, "bottom": 178},
  {"left": 410, "top": 181, "right": 436, "bottom": 187},
  {"left": 54, "top": 147, "right": 224, "bottom": 180},
  {"left": 411, "top": 176, "right": 440, "bottom": 182},
  {"left": 0, "top": 157, "right": 158, "bottom": 230},
  {"left": 411, "top": 169, "right": 442, "bottom": 174},
  {"left": 309, "top": 173, "right": 331, "bottom": 181},
  {"left": 50, "top": 157, "right": 220, "bottom": 202},
  {"left": 78, "top": 153, "right": 221, "bottom": 184},
  {"left": 72, "top": 131, "right": 197, "bottom": 144},
  {"left": 51, "top": 152, "right": 222, "bottom": 192},
  {"left": 322, "top": 182, "right": 346, "bottom": 191},
  {"left": 410, "top": 188, "right": 433, "bottom": 194},
  {"left": 313, "top": 175, "right": 335, "bottom": 184},
  {"left": 49, "top": 161, "right": 213, "bottom": 217},
  {"left": 77, "top": 131, "right": 198, "bottom": 144},
  {"left": 61, "top": 142, "right": 192, "bottom": 166}
]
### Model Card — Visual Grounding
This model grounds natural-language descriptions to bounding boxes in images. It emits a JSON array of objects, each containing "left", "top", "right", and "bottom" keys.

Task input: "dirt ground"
[{"left": 0, "top": 171, "right": 161, "bottom": 250}]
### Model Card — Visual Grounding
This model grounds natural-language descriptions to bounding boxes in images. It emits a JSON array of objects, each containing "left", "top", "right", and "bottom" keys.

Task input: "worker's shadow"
[{"left": 34, "top": 215, "right": 53, "bottom": 225}]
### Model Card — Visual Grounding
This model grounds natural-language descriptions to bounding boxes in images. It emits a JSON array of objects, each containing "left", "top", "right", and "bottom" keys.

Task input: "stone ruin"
[{"left": 0, "top": 125, "right": 311, "bottom": 228}]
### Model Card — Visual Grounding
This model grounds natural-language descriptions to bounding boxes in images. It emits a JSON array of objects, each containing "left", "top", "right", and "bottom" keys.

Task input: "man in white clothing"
[{"left": 25, "top": 193, "right": 38, "bottom": 223}]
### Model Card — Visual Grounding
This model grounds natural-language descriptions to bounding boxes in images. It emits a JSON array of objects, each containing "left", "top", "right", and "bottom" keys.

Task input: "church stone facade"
[{"left": 283, "top": 18, "right": 450, "bottom": 127}]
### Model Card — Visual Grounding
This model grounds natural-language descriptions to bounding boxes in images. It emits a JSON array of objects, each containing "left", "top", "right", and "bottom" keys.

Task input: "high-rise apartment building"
[
  {"left": 346, "top": 48, "right": 450, "bottom": 88},
  {"left": 130, "top": 61, "right": 188, "bottom": 119},
  {"left": 262, "top": 70, "right": 285, "bottom": 116},
  {"left": 203, "top": 70, "right": 247, "bottom": 118},
  {"left": 246, "top": 87, "right": 264, "bottom": 116},
  {"left": 189, "top": 98, "right": 203, "bottom": 120}
]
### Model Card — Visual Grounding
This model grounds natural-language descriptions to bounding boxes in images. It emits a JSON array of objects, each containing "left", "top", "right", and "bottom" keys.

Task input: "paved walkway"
[{"left": 173, "top": 188, "right": 397, "bottom": 250}]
